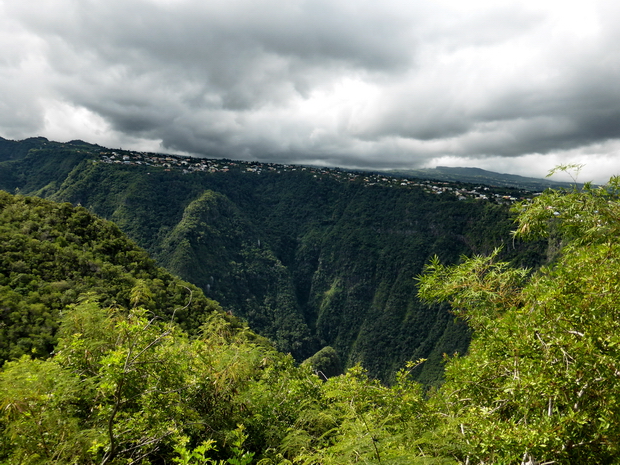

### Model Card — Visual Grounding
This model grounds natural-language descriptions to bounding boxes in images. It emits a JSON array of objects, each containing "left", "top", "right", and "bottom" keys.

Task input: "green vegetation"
[
  {"left": 302, "top": 345, "right": 343, "bottom": 379},
  {"left": 0, "top": 137, "right": 545, "bottom": 384},
  {"left": 417, "top": 168, "right": 620, "bottom": 462},
  {"left": 2, "top": 166, "right": 620, "bottom": 463},
  {"left": 0, "top": 191, "right": 440, "bottom": 464},
  {"left": 0, "top": 191, "right": 220, "bottom": 363}
]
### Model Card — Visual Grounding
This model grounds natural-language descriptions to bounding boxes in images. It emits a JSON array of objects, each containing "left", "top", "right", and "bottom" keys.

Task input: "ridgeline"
[{"left": 0, "top": 136, "right": 546, "bottom": 384}]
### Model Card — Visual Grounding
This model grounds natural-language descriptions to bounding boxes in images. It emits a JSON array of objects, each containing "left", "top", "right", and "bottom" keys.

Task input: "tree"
[
  {"left": 302, "top": 346, "right": 343, "bottom": 379},
  {"left": 0, "top": 296, "right": 266, "bottom": 464},
  {"left": 0, "top": 357, "right": 94, "bottom": 464},
  {"left": 418, "top": 169, "right": 620, "bottom": 463}
]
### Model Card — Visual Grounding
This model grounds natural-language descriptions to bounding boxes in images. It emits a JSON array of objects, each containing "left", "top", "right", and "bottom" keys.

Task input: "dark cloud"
[{"left": 1, "top": 0, "right": 620, "bottom": 181}]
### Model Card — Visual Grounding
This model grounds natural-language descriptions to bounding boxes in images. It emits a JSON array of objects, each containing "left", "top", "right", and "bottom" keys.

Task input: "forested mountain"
[
  {"left": 3, "top": 172, "right": 620, "bottom": 464},
  {"left": 0, "top": 136, "right": 546, "bottom": 383},
  {"left": 0, "top": 190, "right": 225, "bottom": 364}
]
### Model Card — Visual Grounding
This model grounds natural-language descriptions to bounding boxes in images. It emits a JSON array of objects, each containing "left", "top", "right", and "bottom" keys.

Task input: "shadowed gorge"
[{"left": 0, "top": 137, "right": 546, "bottom": 383}]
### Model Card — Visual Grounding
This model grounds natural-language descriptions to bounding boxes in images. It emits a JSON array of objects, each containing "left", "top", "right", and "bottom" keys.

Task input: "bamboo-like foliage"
[{"left": 419, "top": 167, "right": 620, "bottom": 463}]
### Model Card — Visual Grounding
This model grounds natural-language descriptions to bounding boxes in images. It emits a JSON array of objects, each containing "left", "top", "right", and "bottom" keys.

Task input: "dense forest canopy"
[
  {"left": 2, "top": 168, "right": 620, "bottom": 463},
  {"left": 0, "top": 191, "right": 223, "bottom": 363},
  {"left": 0, "top": 137, "right": 546, "bottom": 383}
]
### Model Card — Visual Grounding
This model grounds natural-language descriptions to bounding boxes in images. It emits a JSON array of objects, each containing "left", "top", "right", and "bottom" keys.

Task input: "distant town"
[{"left": 96, "top": 149, "right": 535, "bottom": 203}]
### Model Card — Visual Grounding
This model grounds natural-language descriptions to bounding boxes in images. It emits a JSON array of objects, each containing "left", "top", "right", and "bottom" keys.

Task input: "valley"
[
  {"left": 0, "top": 136, "right": 546, "bottom": 384},
  {"left": 1, "top": 136, "right": 618, "bottom": 463}
]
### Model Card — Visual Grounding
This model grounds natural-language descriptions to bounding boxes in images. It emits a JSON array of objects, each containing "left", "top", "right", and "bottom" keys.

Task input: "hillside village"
[{"left": 97, "top": 149, "right": 533, "bottom": 203}]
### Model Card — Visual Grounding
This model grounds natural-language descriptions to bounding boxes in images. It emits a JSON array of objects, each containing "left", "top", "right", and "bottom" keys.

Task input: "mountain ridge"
[
  {"left": 387, "top": 165, "right": 578, "bottom": 190},
  {"left": 0, "top": 135, "right": 574, "bottom": 190},
  {"left": 0, "top": 136, "right": 548, "bottom": 383}
]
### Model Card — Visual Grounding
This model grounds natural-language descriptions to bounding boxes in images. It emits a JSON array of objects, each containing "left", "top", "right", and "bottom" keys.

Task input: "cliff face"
[{"left": 0, "top": 138, "right": 545, "bottom": 383}]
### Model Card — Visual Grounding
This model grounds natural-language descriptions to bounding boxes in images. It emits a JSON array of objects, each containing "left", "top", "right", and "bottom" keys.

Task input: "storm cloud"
[{"left": 1, "top": 0, "right": 619, "bottom": 181}]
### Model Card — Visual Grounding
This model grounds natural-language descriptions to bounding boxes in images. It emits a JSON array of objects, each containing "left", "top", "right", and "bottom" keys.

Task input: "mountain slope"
[
  {"left": 158, "top": 189, "right": 316, "bottom": 357},
  {"left": 0, "top": 190, "right": 221, "bottom": 363},
  {"left": 0, "top": 137, "right": 547, "bottom": 382}
]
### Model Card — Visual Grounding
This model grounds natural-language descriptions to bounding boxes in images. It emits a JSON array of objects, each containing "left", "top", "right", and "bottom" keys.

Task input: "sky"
[{"left": 1, "top": 0, "right": 619, "bottom": 183}]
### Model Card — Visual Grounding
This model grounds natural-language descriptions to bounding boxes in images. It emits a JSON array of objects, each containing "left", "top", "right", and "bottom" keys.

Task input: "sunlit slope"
[{"left": 0, "top": 191, "right": 222, "bottom": 364}]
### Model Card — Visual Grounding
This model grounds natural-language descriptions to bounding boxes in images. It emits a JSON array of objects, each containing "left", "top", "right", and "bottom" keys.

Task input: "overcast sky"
[{"left": 1, "top": 0, "right": 619, "bottom": 182}]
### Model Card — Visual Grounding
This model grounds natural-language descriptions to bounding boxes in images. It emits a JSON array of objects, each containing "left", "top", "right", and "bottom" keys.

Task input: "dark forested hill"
[{"left": 0, "top": 137, "right": 546, "bottom": 383}]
